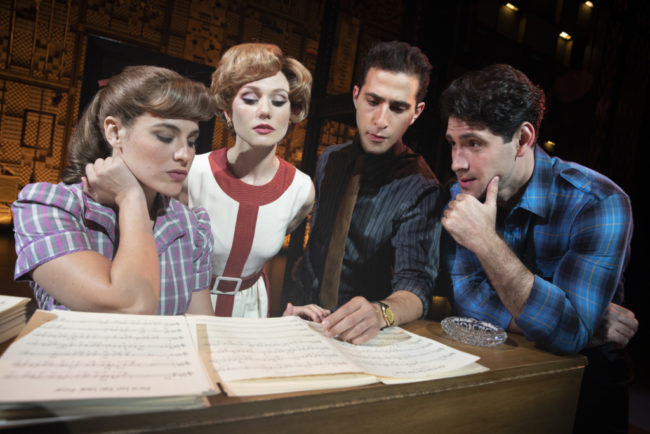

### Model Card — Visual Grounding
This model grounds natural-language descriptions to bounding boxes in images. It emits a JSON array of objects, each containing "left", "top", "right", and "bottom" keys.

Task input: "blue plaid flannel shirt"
[{"left": 442, "top": 146, "right": 633, "bottom": 354}]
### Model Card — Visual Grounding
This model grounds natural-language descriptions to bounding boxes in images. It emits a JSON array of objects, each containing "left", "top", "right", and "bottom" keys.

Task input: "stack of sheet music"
[
  {"left": 0, "top": 310, "right": 488, "bottom": 420},
  {"left": 0, "top": 295, "right": 29, "bottom": 344}
]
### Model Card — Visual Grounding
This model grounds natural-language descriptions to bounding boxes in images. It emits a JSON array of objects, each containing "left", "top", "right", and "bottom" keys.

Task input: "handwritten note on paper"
[
  {"left": 0, "top": 310, "right": 216, "bottom": 402},
  {"left": 332, "top": 330, "right": 480, "bottom": 380},
  {"left": 188, "top": 316, "right": 364, "bottom": 382}
]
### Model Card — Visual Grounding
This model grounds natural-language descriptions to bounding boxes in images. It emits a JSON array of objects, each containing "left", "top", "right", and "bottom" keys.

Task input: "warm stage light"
[
  {"left": 543, "top": 140, "right": 557, "bottom": 153},
  {"left": 505, "top": 3, "right": 519, "bottom": 12},
  {"left": 584, "top": 1, "right": 594, "bottom": 8},
  {"left": 559, "top": 31, "right": 572, "bottom": 40}
]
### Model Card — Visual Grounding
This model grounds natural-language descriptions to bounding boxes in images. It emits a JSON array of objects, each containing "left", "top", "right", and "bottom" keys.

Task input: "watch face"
[
  {"left": 385, "top": 307, "right": 394, "bottom": 325},
  {"left": 377, "top": 302, "right": 395, "bottom": 328}
]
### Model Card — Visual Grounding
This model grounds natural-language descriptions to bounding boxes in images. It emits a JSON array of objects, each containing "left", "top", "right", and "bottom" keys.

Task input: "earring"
[{"left": 226, "top": 117, "right": 233, "bottom": 130}]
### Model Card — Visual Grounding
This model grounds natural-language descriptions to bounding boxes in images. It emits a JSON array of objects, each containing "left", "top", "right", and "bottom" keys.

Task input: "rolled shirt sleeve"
[{"left": 516, "top": 191, "right": 633, "bottom": 354}]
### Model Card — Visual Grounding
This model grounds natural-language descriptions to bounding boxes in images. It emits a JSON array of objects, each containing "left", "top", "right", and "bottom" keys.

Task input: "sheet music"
[
  {"left": 0, "top": 310, "right": 216, "bottom": 402},
  {"left": 187, "top": 316, "right": 365, "bottom": 382},
  {"left": 0, "top": 295, "right": 29, "bottom": 314},
  {"left": 332, "top": 329, "right": 480, "bottom": 379}
]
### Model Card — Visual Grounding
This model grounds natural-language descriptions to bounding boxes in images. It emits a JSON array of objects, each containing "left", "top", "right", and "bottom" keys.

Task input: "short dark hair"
[
  {"left": 357, "top": 41, "right": 432, "bottom": 103},
  {"left": 440, "top": 64, "right": 546, "bottom": 142}
]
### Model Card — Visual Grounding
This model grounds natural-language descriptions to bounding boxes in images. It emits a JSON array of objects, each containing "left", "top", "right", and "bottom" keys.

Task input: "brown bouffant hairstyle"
[
  {"left": 62, "top": 65, "right": 217, "bottom": 184},
  {"left": 210, "top": 43, "right": 312, "bottom": 127}
]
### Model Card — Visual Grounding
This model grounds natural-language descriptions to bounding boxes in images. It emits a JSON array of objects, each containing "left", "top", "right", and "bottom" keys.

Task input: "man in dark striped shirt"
[{"left": 292, "top": 41, "right": 442, "bottom": 344}]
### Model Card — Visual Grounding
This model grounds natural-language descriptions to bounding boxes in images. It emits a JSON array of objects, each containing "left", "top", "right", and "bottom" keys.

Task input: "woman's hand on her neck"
[
  {"left": 82, "top": 150, "right": 147, "bottom": 209},
  {"left": 37, "top": 151, "right": 160, "bottom": 315}
]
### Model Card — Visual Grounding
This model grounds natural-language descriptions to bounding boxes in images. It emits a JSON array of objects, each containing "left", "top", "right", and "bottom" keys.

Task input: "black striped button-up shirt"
[{"left": 297, "top": 140, "right": 442, "bottom": 316}]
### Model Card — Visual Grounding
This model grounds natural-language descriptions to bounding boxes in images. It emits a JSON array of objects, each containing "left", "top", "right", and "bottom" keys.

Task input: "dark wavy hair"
[
  {"left": 357, "top": 41, "right": 432, "bottom": 103},
  {"left": 62, "top": 65, "right": 216, "bottom": 184},
  {"left": 440, "top": 64, "right": 546, "bottom": 142}
]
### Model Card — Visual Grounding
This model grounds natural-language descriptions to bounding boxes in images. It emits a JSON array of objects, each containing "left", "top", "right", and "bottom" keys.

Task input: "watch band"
[{"left": 376, "top": 301, "right": 395, "bottom": 329}]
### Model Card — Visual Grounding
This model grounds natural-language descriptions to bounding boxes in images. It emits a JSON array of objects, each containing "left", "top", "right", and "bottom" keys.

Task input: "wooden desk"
[{"left": 1, "top": 320, "right": 586, "bottom": 434}]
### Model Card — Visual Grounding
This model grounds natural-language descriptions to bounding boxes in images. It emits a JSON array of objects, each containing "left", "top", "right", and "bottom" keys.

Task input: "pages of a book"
[
  {"left": 0, "top": 310, "right": 218, "bottom": 403},
  {"left": 188, "top": 315, "right": 379, "bottom": 396},
  {"left": 0, "top": 295, "right": 29, "bottom": 313},
  {"left": 216, "top": 373, "right": 378, "bottom": 397},
  {"left": 0, "top": 295, "right": 29, "bottom": 344},
  {"left": 186, "top": 316, "right": 484, "bottom": 396},
  {"left": 327, "top": 327, "right": 483, "bottom": 381},
  {"left": 380, "top": 362, "right": 489, "bottom": 384},
  {"left": 0, "top": 311, "right": 486, "bottom": 403},
  {"left": 190, "top": 316, "right": 366, "bottom": 380}
]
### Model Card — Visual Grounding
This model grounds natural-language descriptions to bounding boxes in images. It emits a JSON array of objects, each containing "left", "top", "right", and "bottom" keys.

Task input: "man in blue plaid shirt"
[{"left": 438, "top": 63, "right": 636, "bottom": 433}]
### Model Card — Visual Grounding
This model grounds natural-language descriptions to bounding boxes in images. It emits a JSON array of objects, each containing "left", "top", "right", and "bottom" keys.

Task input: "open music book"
[
  {"left": 187, "top": 315, "right": 486, "bottom": 396},
  {"left": 0, "top": 310, "right": 486, "bottom": 406}
]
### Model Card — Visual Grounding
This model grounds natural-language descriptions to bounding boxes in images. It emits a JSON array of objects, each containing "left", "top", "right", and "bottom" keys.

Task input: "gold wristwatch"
[{"left": 376, "top": 301, "right": 395, "bottom": 329}]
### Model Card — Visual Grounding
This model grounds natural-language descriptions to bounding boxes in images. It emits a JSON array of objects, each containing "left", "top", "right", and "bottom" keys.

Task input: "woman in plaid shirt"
[{"left": 13, "top": 65, "right": 217, "bottom": 316}]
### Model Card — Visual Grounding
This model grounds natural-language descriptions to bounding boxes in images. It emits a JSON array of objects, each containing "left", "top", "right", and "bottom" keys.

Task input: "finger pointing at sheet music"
[{"left": 322, "top": 296, "right": 383, "bottom": 344}]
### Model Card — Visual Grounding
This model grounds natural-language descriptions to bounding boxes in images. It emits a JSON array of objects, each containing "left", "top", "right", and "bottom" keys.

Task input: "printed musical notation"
[
  {"left": 0, "top": 311, "right": 485, "bottom": 401},
  {"left": 0, "top": 311, "right": 216, "bottom": 402},
  {"left": 189, "top": 316, "right": 362, "bottom": 382},
  {"left": 333, "top": 331, "right": 477, "bottom": 379},
  {"left": 187, "top": 316, "right": 481, "bottom": 384}
]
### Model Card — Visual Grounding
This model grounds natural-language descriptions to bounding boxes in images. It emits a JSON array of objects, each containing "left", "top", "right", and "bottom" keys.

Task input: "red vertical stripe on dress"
[
  {"left": 214, "top": 203, "right": 259, "bottom": 316},
  {"left": 208, "top": 149, "right": 296, "bottom": 317}
]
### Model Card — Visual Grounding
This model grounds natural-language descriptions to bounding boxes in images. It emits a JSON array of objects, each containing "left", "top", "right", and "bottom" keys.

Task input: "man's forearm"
[
  {"left": 442, "top": 179, "right": 534, "bottom": 320},
  {"left": 322, "top": 290, "right": 424, "bottom": 345},
  {"left": 384, "top": 290, "right": 424, "bottom": 326},
  {"left": 472, "top": 232, "right": 534, "bottom": 318}
]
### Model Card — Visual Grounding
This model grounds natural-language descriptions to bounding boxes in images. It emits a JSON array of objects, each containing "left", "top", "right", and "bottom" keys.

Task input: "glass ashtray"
[{"left": 441, "top": 316, "right": 508, "bottom": 347}]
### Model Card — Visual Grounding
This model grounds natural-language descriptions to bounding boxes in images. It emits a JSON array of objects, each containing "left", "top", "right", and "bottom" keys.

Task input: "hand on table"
[
  {"left": 321, "top": 296, "right": 383, "bottom": 344},
  {"left": 588, "top": 303, "right": 638, "bottom": 348}
]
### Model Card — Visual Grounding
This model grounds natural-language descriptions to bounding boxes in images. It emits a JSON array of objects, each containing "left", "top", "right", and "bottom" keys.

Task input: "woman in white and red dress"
[{"left": 184, "top": 43, "right": 326, "bottom": 320}]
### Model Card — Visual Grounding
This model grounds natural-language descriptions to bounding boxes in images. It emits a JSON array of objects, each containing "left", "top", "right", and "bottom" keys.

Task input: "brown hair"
[
  {"left": 62, "top": 65, "right": 217, "bottom": 184},
  {"left": 210, "top": 43, "right": 312, "bottom": 126}
]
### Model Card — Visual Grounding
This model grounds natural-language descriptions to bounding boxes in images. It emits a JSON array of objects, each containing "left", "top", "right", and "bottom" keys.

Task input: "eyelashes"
[
  {"left": 240, "top": 95, "right": 289, "bottom": 107},
  {"left": 156, "top": 135, "right": 198, "bottom": 147},
  {"left": 364, "top": 98, "right": 407, "bottom": 114}
]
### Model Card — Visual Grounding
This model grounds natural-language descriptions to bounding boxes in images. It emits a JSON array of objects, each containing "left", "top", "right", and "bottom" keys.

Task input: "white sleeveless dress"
[{"left": 186, "top": 148, "right": 312, "bottom": 317}]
